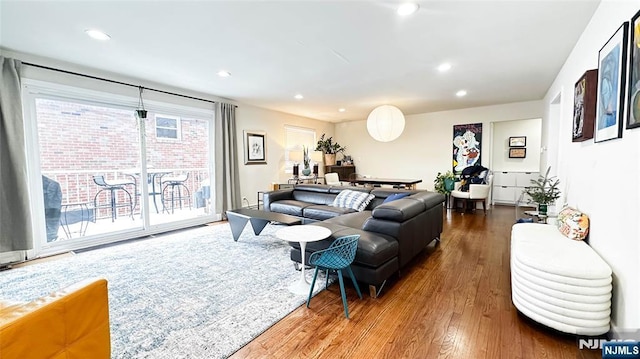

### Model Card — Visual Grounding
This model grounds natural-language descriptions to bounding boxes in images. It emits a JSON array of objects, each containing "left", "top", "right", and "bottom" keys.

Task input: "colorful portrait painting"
[{"left": 452, "top": 123, "right": 482, "bottom": 174}]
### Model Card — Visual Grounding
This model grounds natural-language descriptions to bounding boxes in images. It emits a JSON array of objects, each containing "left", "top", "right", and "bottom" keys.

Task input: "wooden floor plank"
[{"left": 230, "top": 205, "right": 601, "bottom": 359}]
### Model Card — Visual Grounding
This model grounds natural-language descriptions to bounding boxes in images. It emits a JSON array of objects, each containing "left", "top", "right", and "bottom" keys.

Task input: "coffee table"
[
  {"left": 275, "top": 225, "right": 332, "bottom": 295},
  {"left": 226, "top": 208, "right": 301, "bottom": 242}
]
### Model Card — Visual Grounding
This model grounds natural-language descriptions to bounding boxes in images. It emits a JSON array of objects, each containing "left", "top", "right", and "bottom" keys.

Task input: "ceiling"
[{"left": 0, "top": 0, "right": 600, "bottom": 122}]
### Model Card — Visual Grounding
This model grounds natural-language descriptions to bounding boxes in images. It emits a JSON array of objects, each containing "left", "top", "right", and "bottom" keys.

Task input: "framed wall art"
[
  {"left": 627, "top": 9, "right": 640, "bottom": 130},
  {"left": 452, "top": 123, "right": 482, "bottom": 175},
  {"left": 572, "top": 69, "right": 597, "bottom": 141},
  {"left": 508, "top": 136, "right": 526, "bottom": 147},
  {"left": 595, "top": 22, "right": 628, "bottom": 143},
  {"left": 244, "top": 130, "right": 266, "bottom": 165},
  {"left": 508, "top": 148, "right": 526, "bottom": 159}
]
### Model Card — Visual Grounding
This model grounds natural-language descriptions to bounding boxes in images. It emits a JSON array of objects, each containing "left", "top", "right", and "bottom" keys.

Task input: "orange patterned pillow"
[{"left": 556, "top": 206, "right": 589, "bottom": 241}]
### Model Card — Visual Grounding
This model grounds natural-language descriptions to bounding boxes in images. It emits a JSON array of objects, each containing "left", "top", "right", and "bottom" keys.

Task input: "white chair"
[
  {"left": 325, "top": 172, "right": 341, "bottom": 186},
  {"left": 451, "top": 174, "right": 493, "bottom": 214}
]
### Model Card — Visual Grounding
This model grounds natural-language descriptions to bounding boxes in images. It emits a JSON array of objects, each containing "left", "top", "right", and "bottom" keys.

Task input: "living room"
[{"left": 1, "top": 1, "right": 639, "bottom": 358}]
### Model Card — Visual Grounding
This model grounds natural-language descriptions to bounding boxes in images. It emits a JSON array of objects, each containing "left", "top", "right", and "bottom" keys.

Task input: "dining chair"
[
  {"left": 325, "top": 172, "right": 341, "bottom": 186},
  {"left": 306, "top": 235, "right": 362, "bottom": 318}
]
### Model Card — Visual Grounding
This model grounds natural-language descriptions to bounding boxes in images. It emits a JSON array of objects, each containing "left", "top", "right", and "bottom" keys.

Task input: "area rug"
[{"left": 0, "top": 223, "right": 327, "bottom": 358}]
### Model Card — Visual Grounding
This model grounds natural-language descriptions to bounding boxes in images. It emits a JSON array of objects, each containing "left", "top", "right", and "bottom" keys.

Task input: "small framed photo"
[
  {"left": 244, "top": 130, "right": 266, "bottom": 165},
  {"left": 509, "top": 148, "right": 526, "bottom": 158},
  {"left": 508, "top": 136, "right": 526, "bottom": 147}
]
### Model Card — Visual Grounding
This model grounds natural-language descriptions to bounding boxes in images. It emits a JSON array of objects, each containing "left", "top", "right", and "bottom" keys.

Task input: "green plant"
[
  {"left": 315, "top": 134, "right": 346, "bottom": 155},
  {"left": 434, "top": 171, "right": 456, "bottom": 194},
  {"left": 524, "top": 167, "right": 561, "bottom": 205}
]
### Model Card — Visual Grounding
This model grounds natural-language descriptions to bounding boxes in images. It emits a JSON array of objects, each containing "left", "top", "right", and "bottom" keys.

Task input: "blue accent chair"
[{"left": 306, "top": 235, "right": 362, "bottom": 318}]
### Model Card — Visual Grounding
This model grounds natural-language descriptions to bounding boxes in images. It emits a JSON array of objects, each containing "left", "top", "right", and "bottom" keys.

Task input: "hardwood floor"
[{"left": 230, "top": 206, "right": 602, "bottom": 359}]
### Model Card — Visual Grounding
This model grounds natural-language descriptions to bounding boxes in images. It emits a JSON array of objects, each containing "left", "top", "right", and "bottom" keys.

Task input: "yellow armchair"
[{"left": 0, "top": 278, "right": 111, "bottom": 359}]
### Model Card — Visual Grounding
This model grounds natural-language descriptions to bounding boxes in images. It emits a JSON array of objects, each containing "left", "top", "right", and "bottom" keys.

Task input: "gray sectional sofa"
[{"left": 263, "top": 184, "right": 445, "bottom": 297}]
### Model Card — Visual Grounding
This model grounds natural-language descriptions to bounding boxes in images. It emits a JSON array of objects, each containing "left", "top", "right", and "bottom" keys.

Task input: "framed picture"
[
  {"left": 508, "top": 148, "right": 526, "bottom": 158},
  {"left": 595, "top": 22, "right": 629, "bottom": 142},
  {"left": 244, "top": 130, "right": 266, "bottom": 165},
  {"left": 508, "top": 136, "right": 526, "bottom": 147},
  {"left": 627, "top": 10, "right": 640, "bottom": 129},
  {"left": 452, "top": 123, "right": 482, "bottom": 175},
  {"left": 572, "top": 69, "right": 597, "bottom": 141}
]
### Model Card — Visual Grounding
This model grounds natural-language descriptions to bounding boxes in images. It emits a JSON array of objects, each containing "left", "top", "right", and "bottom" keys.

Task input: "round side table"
[{"left": 276, "top": 225, "right": 331, "bottom": 295}]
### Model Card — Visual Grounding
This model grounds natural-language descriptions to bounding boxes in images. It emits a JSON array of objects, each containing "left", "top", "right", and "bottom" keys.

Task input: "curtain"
[
  {"left": 214, "top": 102, "right": 241, "bottom": 218},
  {"left": 0, "top": 57, "right": 34, "bottom": 251}
]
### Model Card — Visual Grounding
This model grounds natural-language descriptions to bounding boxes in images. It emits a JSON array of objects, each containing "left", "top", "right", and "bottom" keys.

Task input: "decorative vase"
[
  {"left": 324, "top": 153, "right": 336, "bottom": 166},
  {"left": 302, "top": 167, "right": 311, "bottom": 176},
  {"left": 538, "top": 204, "right": 548, "bottom": 216},
  {"left": 444, "top": 178, "right": 455, "bottom": 192}
]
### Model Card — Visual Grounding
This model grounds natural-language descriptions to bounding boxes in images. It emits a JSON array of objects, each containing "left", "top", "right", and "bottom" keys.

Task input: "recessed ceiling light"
[
  {"left": 456, "top": 90, "right": 468, "bottom": 97},
  {"left": 85, "top": 29, "right": 111, "bottom": 41},
  {"left": 437, "top": 63, "right": 452, "bottom": 72},
  {"left": 338, "top": 108, "right": 346, "bottom": 113},
  {"left": 294, "top": 94, "right": 304, "bottom": 100},
  {"left": 397, "top": 3, "right": 419, "bottom": 16},
  {"left": 217, "top": 70, "right": 231, "bottom": 78}
]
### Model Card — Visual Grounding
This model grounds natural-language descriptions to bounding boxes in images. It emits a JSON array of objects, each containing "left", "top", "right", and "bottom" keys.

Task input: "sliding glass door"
[{"left": 23, "top": 81, "right": 215, "bottom": 255}]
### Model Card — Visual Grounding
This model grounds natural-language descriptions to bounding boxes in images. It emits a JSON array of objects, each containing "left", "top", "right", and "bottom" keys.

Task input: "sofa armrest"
[
  {"left": 263, "top": 188, "right": 294, "bottom": 212},
  {"left": 0, "top": 278, "right": 111, "bottom": 359},
  {"left": 371, "top": 198, "right": 425, "bottom": 222}
]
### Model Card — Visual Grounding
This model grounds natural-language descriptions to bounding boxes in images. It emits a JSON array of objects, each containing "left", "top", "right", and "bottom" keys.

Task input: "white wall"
[
  {"left": 492, "top": 118, "right": 542, "bottom": 172},
  {"left": 235, "top": 105, "right": 333, "bottom": 207},
  {"left": 334, "top": 100, "right": 543, "bottom": 191},
  {"left": 543, "top": 1, "right": 639, "bottom": 334}
]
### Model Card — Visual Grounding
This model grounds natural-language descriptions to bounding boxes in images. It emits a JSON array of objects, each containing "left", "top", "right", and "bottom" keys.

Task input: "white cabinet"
[{"left": 492, "top": 171, "right": 539, "bottom": 205}]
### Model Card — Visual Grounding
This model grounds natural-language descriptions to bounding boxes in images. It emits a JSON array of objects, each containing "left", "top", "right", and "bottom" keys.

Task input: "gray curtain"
[
  {"left": 0, "top": 57, "right": 34, "bottom": 251},
  {"left": 215, "top": 102, "right": 241, "bottom": 218}
]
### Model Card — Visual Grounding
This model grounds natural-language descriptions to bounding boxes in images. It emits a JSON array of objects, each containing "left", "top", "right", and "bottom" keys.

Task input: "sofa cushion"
[
  {"left": 324, "top": 211, "right": 372, "bottom": 228},
  {"left": 556, "top": 206, "right": 590, "bottom": 241},
  {"left": 303, "top": 205, "right": 356, "bottom": 221},
  {"left": 332, "top": 189, "right": 375, "bottom": 211},
  {"left": 269, "top": 200, "right": 312, "bottom": 217}
]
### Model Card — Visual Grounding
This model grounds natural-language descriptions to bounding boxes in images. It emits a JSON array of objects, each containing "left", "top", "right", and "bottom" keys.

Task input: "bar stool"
[
  {"left": 161, "top": 173, "right": 191, "bottom": 214},
  {"left": 92, "top": 175, "right": 135, "bottom": 222}
]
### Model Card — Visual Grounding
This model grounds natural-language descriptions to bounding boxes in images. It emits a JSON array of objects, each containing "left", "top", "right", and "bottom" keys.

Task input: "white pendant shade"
[{"left": 366, "top": 105, "right": 405, "bottom": 142}]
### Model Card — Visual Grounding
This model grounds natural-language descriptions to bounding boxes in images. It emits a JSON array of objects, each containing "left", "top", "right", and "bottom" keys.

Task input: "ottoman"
[{"left": 510, "top": 223, "right": 612, "bottom": 335}]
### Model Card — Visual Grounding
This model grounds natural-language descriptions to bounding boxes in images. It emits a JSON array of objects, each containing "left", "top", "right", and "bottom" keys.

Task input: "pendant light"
[
  {"left": 136, "top": 86, "right": 147, "bottom": 119},
  {"left": 366, "top": 105, "right": 405, "bottom": 142}
]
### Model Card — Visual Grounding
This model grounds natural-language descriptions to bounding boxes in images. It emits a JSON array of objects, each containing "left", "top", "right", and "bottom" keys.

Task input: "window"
[
  {"left": 156, "top": 115, "right": 181, "bottom": 140},
  {"left": 284, "top": 125, "right": 316, "bottom": 173}
]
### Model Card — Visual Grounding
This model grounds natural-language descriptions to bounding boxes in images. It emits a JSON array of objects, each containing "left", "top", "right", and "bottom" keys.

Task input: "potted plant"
[
  {"left": 524, "top": 167, "right": 561, "bottom": 216},
  {"left": 434, "top": 171, "right": 456, "bottom": 195},
  {"left": 315, "top": 134, "right": 346, "bottom": 166}
]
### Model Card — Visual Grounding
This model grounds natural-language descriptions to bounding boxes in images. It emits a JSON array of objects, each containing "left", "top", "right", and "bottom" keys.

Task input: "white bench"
[{"left": 510, "top": 223, "right": 612, "bottom": 335}]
